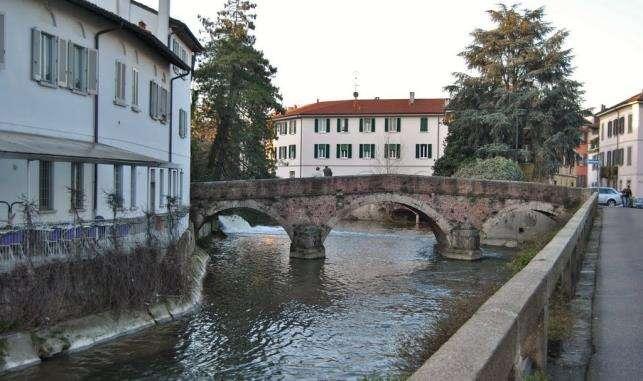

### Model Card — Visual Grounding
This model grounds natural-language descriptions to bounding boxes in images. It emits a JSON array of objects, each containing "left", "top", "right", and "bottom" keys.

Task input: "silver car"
[{"left": 589, "top": 187, "right": 622, "bottom": 207}]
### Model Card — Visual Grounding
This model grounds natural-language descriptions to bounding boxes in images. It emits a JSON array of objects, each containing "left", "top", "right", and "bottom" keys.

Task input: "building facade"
[
  {"left": 595, "top": 92, "right": 643, "bottom": 196},
  {"left": 0, "top": 0, "right": 201, "bottom": 229},
  {"left": 272, "top": 95, "right": 448, "bottom": 178}
]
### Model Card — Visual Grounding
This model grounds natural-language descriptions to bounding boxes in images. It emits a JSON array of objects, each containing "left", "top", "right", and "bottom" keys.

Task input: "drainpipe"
[
  {"left": 169, "top": 53, "right": 196, "bottom": 163},
  {"left": 93, "top": 24, "right": 124, "bottom": 214}
]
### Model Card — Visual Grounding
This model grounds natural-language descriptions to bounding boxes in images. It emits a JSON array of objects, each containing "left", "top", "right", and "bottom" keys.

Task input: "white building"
[
  {"left": 595, "top": 91, "right": 643, "bottom": 196},
  {"left": 0, "top": 0, "right": 201, "bottom": 230},
  {"left": 273, "top": 94, "right": 448, "bottom": 178}
]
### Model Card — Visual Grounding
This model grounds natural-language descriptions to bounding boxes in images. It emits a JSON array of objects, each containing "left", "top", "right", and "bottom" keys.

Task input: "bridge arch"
[
  {"left": 481, "top": 201, "right": 560, "bottom": 247},
  {"left": 197, "top": 200, "right": 293, "bottom": 240},
  {"left": 324, "top": 193, "right": 455, "bottom": 248}
]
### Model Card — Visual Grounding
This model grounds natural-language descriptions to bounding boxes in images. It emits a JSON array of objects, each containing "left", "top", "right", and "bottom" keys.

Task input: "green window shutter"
[
  {"left": 385, "top": 118, "right": 389, "bottom": 132},
  {"left": 396, "top": 144, "right": 401, "bottom": 158},
  {"left": 371, "top": 144, "right": 375, "bottom": 158},
  {"left": 359, "top": 144, "right": 364, "bottom": 158},
  {"left": 344, "top": 118, "right": 349, "bottom": 132},
  {"left": 428, "top": 144, "right": 432, "bottom": 158},
  {"left": 371, "top": 118, "right": 376, "bottom": 132},
  {"left": 314, "top": 144, "right": 318, "bottom": 159},
  {"left": 337, "top": 119, "right": 341, "bottom": 132},
  {"left": 415, "top": 144, "right": 420, "bottom": 159},
  {"left": 314, "top": 119, "right": 319, "bottom": 133},
  {"left": 348, "top": 144, "right": 352, "bottom": 158},
  {"left": 326, "top": 119, "right": 330, "bottom": 133},
  {"left": 397, "top": 118, "right": 401, "bottom": 132},
  {"left": 336, "top": 144, "right": 340, "bottom": 158},
  {"left": 420, "top": 117, "right": 428, "bottom": 132},
  {"left": 326, "top": 144, "right": 330, "bottom": 158},
  {"left": 359, "top": 118, "right": 364, "bottom": 132},
  {"left": 384, "top": 144, "right": 389, "bottom": 159}
]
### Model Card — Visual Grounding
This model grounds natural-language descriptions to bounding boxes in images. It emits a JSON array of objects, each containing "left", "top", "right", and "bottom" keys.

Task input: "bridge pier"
[
  {"left": 289, "top": 224, "right": 326, "bottom": 260},
  {"left": 441, "top": 226, "right": 482, "bottom": 261}
]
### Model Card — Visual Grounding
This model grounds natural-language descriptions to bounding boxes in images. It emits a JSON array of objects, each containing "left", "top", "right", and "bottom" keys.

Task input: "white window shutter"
[
  {"left": 58, "top": 39, "right": 67, "bottom": 87},
  {"left": 0, "top": 14, "right": 5, "bottom": 68},
  {"left": 31, "top": 28, "right": 41, "bottom": 81},
  {"left": 87, "top": 48, "right": 98, "bottom": 94},
  {"left": 68, "top": 43, "right": 74, "bottom": 88},
  {"left": 150, "top": 81, "right": 158, "bottom": 119}
]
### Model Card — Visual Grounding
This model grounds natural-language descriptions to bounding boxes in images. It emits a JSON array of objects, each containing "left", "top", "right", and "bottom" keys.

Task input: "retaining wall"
[{"left": 410, "top": 193, "right": 597, "bottom": 380}]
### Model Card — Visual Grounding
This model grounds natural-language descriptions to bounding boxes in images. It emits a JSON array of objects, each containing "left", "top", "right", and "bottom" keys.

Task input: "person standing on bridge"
[
  {"left": 313, "top": 167, "right": 323, "bottom": 177},
  {"left": 323, "top": 166, "right": 333, "bottom": 177}
]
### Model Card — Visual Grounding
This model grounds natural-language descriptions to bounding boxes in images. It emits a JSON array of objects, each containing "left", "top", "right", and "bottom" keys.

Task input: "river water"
[{"left": 7, "top": 216, "right": 512, "bottom": 380}]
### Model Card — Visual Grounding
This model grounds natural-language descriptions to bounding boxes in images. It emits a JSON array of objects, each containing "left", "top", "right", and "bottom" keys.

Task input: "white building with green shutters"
[{"left": 272, "top": 94, "right": 448, "bottom": 178}]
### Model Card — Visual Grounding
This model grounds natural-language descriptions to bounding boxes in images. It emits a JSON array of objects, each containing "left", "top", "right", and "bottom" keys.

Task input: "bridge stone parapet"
[{"left": 190, "top": 175, "right": 588, "bottom": 260}]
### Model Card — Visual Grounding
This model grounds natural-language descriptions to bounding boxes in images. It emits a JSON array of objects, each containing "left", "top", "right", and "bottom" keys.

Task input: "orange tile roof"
[
  {"left": 275, "top": 98, "right": 447, "bottom": 119},
  {"left": 596, "top": 91, "right": 643, "bottom": 116}
]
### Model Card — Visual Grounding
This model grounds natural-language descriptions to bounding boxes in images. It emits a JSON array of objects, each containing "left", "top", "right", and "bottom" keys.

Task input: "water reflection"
[{"left": 6, "top": 220, "right": 510, "bottom": 380}]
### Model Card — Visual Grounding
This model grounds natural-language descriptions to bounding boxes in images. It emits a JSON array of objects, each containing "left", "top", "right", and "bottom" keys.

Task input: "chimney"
[
  {"left": 601, "top": 104, "right": 606, "bottom": 111},
  {"left": 116, "top": 0, "right": 130, "bottom": 19},
  {"left": 409, "top": 91, "right": 415, "bottom": 105},
  {"left": 157, "top": 0, "right": 170, "bottom": 43}
]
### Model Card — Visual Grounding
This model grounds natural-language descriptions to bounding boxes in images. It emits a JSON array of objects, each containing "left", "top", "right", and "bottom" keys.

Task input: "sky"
[{"left": 141, "top": 0, "right": 643, "bottom": 111}]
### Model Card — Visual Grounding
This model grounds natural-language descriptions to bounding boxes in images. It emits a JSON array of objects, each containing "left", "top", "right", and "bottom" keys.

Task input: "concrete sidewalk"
[{"left": 588, "top": 207, "right": 643, "bottom": 380}]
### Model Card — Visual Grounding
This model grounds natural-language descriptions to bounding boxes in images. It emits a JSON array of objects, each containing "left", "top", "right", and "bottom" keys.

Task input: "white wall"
[
  {"left": 597, "top": 102, "right": 641, "bottom": 196},
  {"left": 0, "top": 0, "right": 193, "bottom": 227},
  {"left": 274, "top": 115, "right": 447, "bottom": 178}
]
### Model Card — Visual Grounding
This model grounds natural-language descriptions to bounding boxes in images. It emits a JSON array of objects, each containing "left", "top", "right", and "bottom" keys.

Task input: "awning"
[{"left": 0, "top": 131, "right": 168, "bottom": 166}]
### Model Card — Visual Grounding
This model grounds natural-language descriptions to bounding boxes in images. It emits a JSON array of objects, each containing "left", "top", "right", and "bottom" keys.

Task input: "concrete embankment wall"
[
  {"left": 0, "top": 230, "right": 210, "bottom": 374},
  {"left": 410, "top": 193, "right": 597, "bottom": 380}
]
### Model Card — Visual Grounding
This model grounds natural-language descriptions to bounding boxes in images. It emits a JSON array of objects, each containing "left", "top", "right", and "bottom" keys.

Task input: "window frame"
[
  {"left": 70, "top": 162, "right": 84, "bottom": 211},
  {"left": 69, "top": 42, "right": 88, "bottom": 93},
  {"left": 114, "top": 60, "right": 127, "bottom": 106},
  {"left": 131, "top": 67, "right": 140, "bottom": 112},
  {"left": 113, "top": 165, "right": 124, "bottom": 208},
  {"left": 39, "top": 32, "right": 57, "bottom": 86},
  {"left": 39, "top": 161, "right": 54, "bottom": 211}
]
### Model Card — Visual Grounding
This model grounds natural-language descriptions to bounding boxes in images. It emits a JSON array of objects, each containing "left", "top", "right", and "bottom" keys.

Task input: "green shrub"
[{"left": 454, "top": 156, "right": 524, "bottom": 181}]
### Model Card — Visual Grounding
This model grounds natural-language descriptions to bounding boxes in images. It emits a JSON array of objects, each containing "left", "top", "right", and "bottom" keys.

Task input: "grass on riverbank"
[{"left": 506, "top": 228, "right": 561, "bottom": 275}]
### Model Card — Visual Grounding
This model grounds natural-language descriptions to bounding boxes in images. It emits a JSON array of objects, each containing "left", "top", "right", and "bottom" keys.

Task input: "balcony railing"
[{"left": 0, "top": 211, "right": 187, "bottom": 272}]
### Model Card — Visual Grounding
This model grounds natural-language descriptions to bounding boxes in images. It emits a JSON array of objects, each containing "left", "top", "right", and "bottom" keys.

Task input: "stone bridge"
[{"left": 190, "top": 175, "right": 587, "bottom": 260}]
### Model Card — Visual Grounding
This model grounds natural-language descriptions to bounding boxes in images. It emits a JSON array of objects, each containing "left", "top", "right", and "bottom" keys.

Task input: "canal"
[{"left": 7, "top": 216, "right": 512, "bottom": 380}]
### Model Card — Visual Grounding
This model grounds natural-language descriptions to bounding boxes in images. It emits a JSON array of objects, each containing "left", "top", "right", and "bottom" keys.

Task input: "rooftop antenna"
[{"left": 352, "top": 71, "right": 360, "bottom": 99}]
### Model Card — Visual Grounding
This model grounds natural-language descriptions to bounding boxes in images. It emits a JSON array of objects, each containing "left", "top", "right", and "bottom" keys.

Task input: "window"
[
  {"left": 149, "top": 169, "right": 156, "bottom": 212},
  {"left": 159, "top": 169, "right": 165, "bottom": 207},
  {"left": 420, "top": 117, "right": 429, "bottom": 132},
  {"left": 69, "top": 44, "right": 88, "bottom": 92},
  {"left": 278, "top": 146, "right": 287, "bottom": 160},
  {"left": 132, "top": 68, "right": 140, "bottom": 110},
  {"left": 314, "top": 118, "right": 331, "bottom": 133},
  {"left": 113, "top": 165, "right": 123, "bottom": 208},
  {"left": 115, "top": 61, "right": 127, "bottom": 105},
  {"left": 384, "top": 144, "right": 401, "bottom": 159},
  {"left": 628, "top": 114, "right": 633, "bottom": 133},
  {"left": 359, "top": 144, "right": 376, "bottom": 159},
  {"left": 627, "top": 146, "right": 632, "bottom": 166},
  {"left": 359, "top": 118, "right": 376, "bottom": 133},
  {"left": 288, "top": 144, "right": 297, "bottom": 159},
  {"left": 71, "top": 162, "right": 84, "bottom": 210},
  {"left": 150, "top": 82, "right": 168, "bottom": 122},
  {"left": 130, "top": 166, "right": 137, "bottom": 209},
  {"left": 619, "top": 117, "right": 625, "bottom": 134},
  {"left": 601, "top": 123, "right": 604, "bottom": 140},
  {"left": 385, "top": 117, "right": 401, "bottom": 132},
  {"left": 179, "top": 109, "right": 188, "bottom": 138},
  {"left": 0, "top": 13, "right": 5, "bottom": 69},
  {"left": 37, "top": 31, "right": 56, "bottom": 84},
  {"left": 415, "top": 144, "right": 433, "bottom": 159},
  {"left": 607, "top": 121, "right": 612, "bottom": 137},
  {"left": 289, "top": 170, "right": 296, "bottom": 178},
  {"left": 289, "top": 120, "right": 297, "bottom": 134},
  {"left": 336, "top": 144, "right": 352, "bottom": 159},
  {"left": 617, "top": 148, "right": 625, "bottom": 166},
  {"left": 39, "top": 161, "right": 53, "bottom": 211},
  {"left": 179, "top": 170, "right": 184, "bottom": 202},
  {"left": 314, "top": 144, "right": 330, "bottom": 159},
  {"left": 337, "top": 118, "right": 349, "bottom": 133}
]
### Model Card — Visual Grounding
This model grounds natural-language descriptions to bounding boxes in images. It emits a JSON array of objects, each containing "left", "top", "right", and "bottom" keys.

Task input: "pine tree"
[
  {"left": 194, "top": 0, "right": 282, "bottom": 180},
  {"left": 434, "top": 4, "right": 588, "bottom": 180}
]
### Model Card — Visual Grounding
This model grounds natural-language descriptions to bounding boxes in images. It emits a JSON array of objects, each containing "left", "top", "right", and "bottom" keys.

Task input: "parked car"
[
  {"left": 589, "top": 187, "right": 622, "bottom": 207},
  {"left": 633, "top": 197, "right": 643, "bottom": 209}
]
